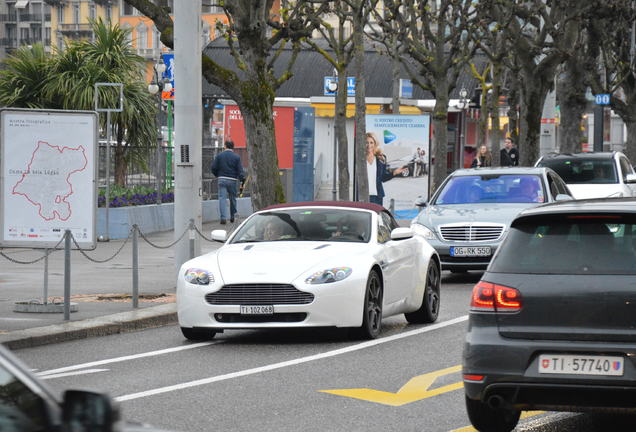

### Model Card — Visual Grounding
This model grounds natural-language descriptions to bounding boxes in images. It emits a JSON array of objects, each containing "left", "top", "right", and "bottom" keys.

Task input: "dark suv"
[{"left": 462, "top": 198, "right": 636, "bottom": 431}]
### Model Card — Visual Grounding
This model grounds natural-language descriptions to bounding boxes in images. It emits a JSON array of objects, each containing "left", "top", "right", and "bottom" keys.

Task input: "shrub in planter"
[{"left": 98, "top": 185, "right": 174, "bottom": 208}]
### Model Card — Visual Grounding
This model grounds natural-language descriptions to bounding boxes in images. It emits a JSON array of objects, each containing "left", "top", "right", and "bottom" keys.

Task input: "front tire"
[
  {"left": 465, "top": 396, "right": 520, "bottom": 432},
  {"left": 405, "top": 260, "right": 440, "bottom": 324},
  {"left": 180, "top": 327, "right": 217, "bottom": 341},
  {"left": 353, "top": 270, "right": 383, "bottom": 339}
]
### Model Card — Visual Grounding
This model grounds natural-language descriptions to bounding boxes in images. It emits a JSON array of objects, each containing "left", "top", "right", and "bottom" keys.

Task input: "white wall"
[{"left": 314, "top": 117, "right": 356, "bottom": 200}]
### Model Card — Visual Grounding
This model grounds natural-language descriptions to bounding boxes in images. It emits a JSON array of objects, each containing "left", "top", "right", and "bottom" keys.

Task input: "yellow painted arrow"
[{"left": 320, "top": 365, "right": 463, "bottom": 407}]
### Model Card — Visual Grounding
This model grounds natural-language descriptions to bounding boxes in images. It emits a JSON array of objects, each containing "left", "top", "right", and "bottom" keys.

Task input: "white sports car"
[{"left": 177, "top": 201, "right": 441, "bottom": 340}]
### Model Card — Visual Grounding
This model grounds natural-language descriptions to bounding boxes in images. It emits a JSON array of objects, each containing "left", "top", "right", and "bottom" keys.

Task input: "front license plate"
[
  {"left": 538, "top": 354, "right": 624, "bottom": 376},
  {"left": 240, "top": 305, "right": 274, "bottom": 315},
  {"left": 450, "top": 246, "right": 491, "bottom": 257}
]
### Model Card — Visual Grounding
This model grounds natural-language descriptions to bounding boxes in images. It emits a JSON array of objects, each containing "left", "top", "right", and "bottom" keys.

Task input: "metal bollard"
[
  {"left": 64, "top": 230, "right": 71, "bottom": 321},
  {"left": 132, "top": 225, "right": 139, "bottom": 309},
  {"left": 389, "top": 198, "right": 395, "bottom": 215},
  {"left": 189, "top": 219, "right": 195, "bottom": 259}
]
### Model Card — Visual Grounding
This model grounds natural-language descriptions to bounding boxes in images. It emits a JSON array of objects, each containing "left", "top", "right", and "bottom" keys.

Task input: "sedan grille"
[
  {"left": 205, "top": 284, "right": 314, "bottom": 305},
  {"left": 439, "top": 224, "right": 504, "bottom": 242}
]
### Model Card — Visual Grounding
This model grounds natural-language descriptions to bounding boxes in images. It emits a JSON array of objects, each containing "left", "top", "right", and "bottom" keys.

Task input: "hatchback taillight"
[{"left": 470, "top": 281, "right": 522, "bottom": 312}]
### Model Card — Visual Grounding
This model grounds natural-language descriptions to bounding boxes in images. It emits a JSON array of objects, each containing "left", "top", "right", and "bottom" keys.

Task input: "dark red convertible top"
[{"left": 263, "top": 200, "right": 385, "bottom": 213}]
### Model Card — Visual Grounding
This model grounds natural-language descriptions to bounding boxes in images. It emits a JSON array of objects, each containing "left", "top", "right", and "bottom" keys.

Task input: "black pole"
[{"left": 593, "top": 105, "right": 604, "bottom": 152}]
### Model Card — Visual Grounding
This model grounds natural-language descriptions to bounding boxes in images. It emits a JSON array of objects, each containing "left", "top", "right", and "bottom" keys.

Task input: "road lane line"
[
  {"left": 40, "top": 369, "right": 110, "bottom": 380},
  {"left": 37, "top": 342, "right": 218, "bottom": 376},
  {"left": 115, "top": 315, "right": 468, "bottom": 402}
]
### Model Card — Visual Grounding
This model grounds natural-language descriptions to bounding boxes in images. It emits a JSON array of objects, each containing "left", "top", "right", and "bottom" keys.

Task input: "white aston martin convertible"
[{"left": 177, "top": 201, "right": 441, "bottom": 340}]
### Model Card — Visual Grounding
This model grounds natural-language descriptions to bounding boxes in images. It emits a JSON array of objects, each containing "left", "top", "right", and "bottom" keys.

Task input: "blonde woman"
[
  {"left": 471, "top": 145, "right": 492, "bottom": 168},
  {"left": 366, "top": 132, "right": 404, "bottom": 205}
]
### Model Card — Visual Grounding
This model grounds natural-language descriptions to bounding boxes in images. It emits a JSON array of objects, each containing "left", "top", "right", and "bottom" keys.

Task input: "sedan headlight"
[
  {"left": 305, "top": 267, "right": 352, "bottom": 284},
  {"left": 413, "top": 223, "right": 437, "bottom": 240},
  {"left": 184, "top": 268, "right": 213, "bottom": 285}
]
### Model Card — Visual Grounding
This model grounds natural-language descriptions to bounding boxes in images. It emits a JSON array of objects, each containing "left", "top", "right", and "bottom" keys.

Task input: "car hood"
[
  {"left": 216, "top": 242, "right": 366, "bottom": 283},
  {"left": 417, "top": 203, "right": 536, "bottom": 228},
  {"left": 567, "top": 184, "right": 627, "bottom": 199}
]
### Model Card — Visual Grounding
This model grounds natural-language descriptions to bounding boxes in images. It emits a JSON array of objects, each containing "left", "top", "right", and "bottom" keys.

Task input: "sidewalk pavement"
[{"left": 0, "top": 219, "right": 238, "bottom": 350}]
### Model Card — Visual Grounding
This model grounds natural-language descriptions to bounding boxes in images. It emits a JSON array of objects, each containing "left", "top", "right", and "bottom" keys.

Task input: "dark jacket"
[
  {"left": 471, "top": 156, "right": 491, "bottom": 168},
  {"left": 374, "top": 156, "right": 395, "bottom": 198},
  {"left": 211, "top": 150, "right": 245, "bottom": 182},
  {"left": 500, "top": 148, "right": 519, "bottom": 166}
]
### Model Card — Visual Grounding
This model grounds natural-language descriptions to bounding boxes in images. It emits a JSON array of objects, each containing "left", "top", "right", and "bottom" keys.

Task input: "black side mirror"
[
  {"left": 414, "top": 196, "right": 428, "bottom": 208},
  {"left": 62, "top": 390, "right": 119, "bottom": 432}
]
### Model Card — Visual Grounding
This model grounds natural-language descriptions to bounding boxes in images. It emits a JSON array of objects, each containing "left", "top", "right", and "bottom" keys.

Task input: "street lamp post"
[
  {"left": 457, "top": 87, "right": 469, "bottom": 171},
  {"left": 148, "top": 58, "right": 173, "bottom": 205},
  {"left": 327, "top": 69, "right": 338, "bottom": 201}
]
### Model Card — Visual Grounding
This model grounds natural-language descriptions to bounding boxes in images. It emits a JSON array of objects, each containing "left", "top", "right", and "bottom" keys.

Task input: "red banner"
[{"left": 223, "top": 105, "right": 294, "bottom": 169}]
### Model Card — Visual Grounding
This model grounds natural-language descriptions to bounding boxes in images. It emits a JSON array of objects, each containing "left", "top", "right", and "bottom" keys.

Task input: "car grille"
[
  {"left": 205, "top": 284, "right": 314, "bottom": 305},
  {"left": 439, "top": 224, "right": 504, "bottom": 242}
]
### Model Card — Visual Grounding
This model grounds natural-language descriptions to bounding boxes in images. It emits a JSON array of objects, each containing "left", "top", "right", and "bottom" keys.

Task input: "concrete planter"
[{"left": 97, "top": 198, "right": 253, "bottom": 239}]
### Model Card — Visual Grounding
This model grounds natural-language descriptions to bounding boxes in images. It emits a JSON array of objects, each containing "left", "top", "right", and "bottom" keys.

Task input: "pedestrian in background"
[
  {"left": 500, "top": 137, "right": 519, "bottom": 166},
  {"left": 366, "top": 132, "right": 404, "bottom": 206},
  {"left": 211, "top": 140, "right": 245, "bottom": 224},
  {"left": 471, "top": 145, "right": 492, "bottom": 168}
]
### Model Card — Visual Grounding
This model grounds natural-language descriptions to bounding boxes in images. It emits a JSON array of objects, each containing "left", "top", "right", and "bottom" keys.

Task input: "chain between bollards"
[{"left": 189, "top": 219, "right": 195, "bottom": 259}]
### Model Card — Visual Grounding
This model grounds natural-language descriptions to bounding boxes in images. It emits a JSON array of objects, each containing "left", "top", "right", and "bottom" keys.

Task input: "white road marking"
[
  {"left": 116, "top": 315, "right": 468, "bottom": 402},
  {"left": 40, "top": 369, "right": 110, "bottom": 380},
  {"left": 37, "top": 342, "right": 218, "bottom": 377}
]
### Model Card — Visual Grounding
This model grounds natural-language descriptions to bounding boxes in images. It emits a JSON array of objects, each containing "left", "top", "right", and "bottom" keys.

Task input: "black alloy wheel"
[
  {"left": 180, "top": 327, "right": 217, "bottom": 341},
  {"left": 354, "top": 270, "right": 383, "bottom": 339},
  {"left": 405, "top": 260, "right": 441, "bottom": 324}
]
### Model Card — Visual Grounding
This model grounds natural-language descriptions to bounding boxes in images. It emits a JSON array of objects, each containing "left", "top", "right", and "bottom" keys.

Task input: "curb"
[{"left": 0, "top": 303, "right": 177, "bottom": 350}]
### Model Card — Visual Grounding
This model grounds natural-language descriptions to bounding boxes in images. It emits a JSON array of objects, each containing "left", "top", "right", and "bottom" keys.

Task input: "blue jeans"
[
  {"left": 369, "top": 195, "right": 383, "bottom": 206},
  {"left": 218, "top": 178, "right": 238, "bottom": 221}
]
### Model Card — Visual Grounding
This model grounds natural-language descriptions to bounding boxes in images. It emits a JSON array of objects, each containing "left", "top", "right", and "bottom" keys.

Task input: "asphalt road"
[{"left": 12, "top": 272, "right": 636, "bottom": 432}]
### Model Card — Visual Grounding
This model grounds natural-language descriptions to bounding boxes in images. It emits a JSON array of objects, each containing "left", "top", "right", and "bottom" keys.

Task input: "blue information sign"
[
  {"left": 323, "top": 76, "right": 356, "bottom": 96},
  {"left": 595, "top": 94, "right": 610, "bottom": 105}
]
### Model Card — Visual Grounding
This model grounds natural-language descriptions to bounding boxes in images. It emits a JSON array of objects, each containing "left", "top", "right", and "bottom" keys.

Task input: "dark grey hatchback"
[{"left": 462, "top": 198, "right": 636, "bottom": 432}]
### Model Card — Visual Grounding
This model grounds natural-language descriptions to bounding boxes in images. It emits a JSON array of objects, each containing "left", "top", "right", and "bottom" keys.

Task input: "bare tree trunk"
[
  {"left": 391, "top": 36, "right": 400, "bottom": 114},
  {"left": 558, "top": 61, "right": 587, "bottom": 154},
  {"left": 626, "top": 121, "right": 636, "bottom": 162},
  {"left": 336, "top": 66, "right": 350, "bottom": 200},
  {"left": 238, "top": 96, "right": 284, "bottom": 209},
  {"left": 490, "top": 77, "right": 502, "bottom": 166},
  {"left": 431, "top": 79, "right": 449, "bottom": 194},
  {"left": 353, "top": 12, "right": 368, "bottom": 202}
]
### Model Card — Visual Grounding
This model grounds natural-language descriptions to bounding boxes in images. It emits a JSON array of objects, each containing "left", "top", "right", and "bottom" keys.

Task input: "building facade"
[{"left": 0, "top": 0, "right": 51, "bottom": 61}]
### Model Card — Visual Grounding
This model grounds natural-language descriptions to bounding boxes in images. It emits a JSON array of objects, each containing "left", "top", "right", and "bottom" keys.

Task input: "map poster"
[{"left": 0, "top": 109, "right": 97, "bottom": 249}]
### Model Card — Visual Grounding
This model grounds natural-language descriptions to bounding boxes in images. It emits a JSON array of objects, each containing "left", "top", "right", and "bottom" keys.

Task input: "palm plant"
[
  {"left": 0, "top": 44, "right": 52, "bottom": 108},
  {"left": 44, "top": 19, "right": 157, "bottom": 186}
]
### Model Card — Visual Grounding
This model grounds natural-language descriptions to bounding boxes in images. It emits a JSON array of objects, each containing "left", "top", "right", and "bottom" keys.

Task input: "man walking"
[
  {"left": 211, "top": 140, "right": 245, "bottom": 224},
  {"left": 500, "top": 137, "right": 519, "bottom": 167}
]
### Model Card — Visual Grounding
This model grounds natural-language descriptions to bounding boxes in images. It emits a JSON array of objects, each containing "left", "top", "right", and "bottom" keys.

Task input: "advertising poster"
[
  {"left": 0, "top": 109, "right": 97, "bottom": 249},
  {"left": 365, "top": 114, "right": 431, "bottom": 211},
  {"left": 223, "top": 105, "right": 294, "bottom": 169}
]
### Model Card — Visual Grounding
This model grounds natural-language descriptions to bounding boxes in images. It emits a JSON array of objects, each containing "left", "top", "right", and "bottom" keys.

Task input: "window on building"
[
  {"left": 73, "top": 2, "right": 80, "bottom": 24},
  {"left": 123, "top": 23, "right": 132, "bottom": 46},
  {"left": 122, "top": 2, "right": 135, "bottom": 15},
  {"left": 45, "top": 27, "right": 51, "bottom": 44},
  {"left": 57, "top": 4, "right": 64, "bottom": 24},
  {"left": 153, "top": 25, "right": 161, "bottom": 50},
  {"left": 106, "top": 5, "right": 112, "bottom": 22},
  {"left": 20, "top": 28, "right": 29, "bottom": 43},
  {"left": 136, "top": 22, "right": 147, "bottom": 49},
  {"left": 201, "top": 20, "right": 210, "bottom": 46},
  {"left": 89, "top": 4, "right": 96, "bottom": 20}
]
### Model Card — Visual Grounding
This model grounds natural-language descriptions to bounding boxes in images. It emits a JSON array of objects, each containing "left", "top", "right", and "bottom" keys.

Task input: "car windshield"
[
  {"left": 538, "top": 158, "right": 618, "bottom": 184},
  {"left": 490, "top": 215, "right": 636, "bottom": 275},
  {"left": 230, "top": 208, "right": 372, "bottom": 243},
  {"left": 433, "top": 174, "right": 545, "bottom": 204}
]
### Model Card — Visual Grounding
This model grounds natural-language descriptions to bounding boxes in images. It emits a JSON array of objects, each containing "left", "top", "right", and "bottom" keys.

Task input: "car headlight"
[
  {"left": 414, "top": 223, "right": 437, "bottom": 240},
  {"left": 305, "top": 267, "right": 352, "bottom": 284},
  {"left": 184, "top": 268, "right": 213, "bottom": 285}
]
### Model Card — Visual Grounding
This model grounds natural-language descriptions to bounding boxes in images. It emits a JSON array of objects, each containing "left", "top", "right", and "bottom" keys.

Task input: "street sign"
[
  {"left": 323, "top": 76, "right": 356, "bottom": 96},
  {"left": 399, "top": 79, "right": 413, "bottom": 98},
  {"left": 595, "top": 94, "right": 610, "bottom": 105},
  {"left": 162, "top": 53, "right": 175, "bottom": 100}
]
